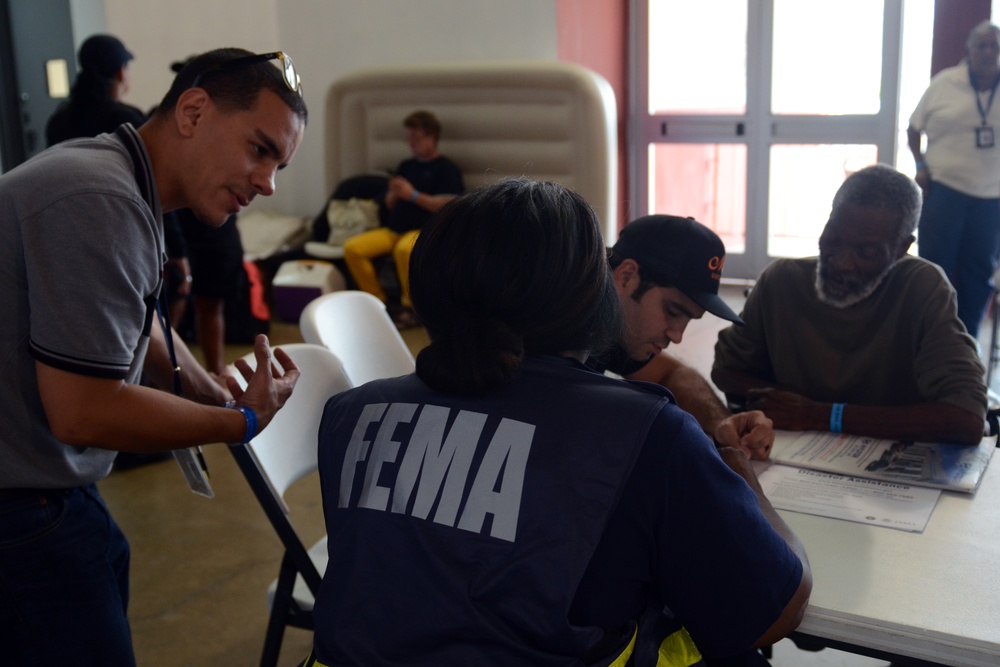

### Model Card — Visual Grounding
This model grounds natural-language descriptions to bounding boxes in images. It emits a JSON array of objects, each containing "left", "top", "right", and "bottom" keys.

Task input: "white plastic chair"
[
  {"left": 227, "top": 343, "right": 352, "bottom": 667},
  {"left": 299, "top": 290, "right": 416, "bottom": 386}
]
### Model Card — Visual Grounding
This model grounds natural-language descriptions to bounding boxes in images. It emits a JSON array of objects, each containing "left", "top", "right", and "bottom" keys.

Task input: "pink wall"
[{"left": 556, "top": 0, "right": 629, "bottom": 232}]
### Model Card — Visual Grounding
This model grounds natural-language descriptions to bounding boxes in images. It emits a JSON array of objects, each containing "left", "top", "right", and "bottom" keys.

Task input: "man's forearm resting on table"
[
  {"left": 817, "top": 401, "right": 983, "bottom": 444},
  {"left": 712, "top": 368, "right": 983, "bottom": 444}
]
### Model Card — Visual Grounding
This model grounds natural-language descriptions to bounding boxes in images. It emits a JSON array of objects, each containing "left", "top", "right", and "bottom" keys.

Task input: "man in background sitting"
[
  {"left": 712, "top": 164, "right": 986, "bottom": 445},
  {"left": 343, "top": 110, "right": 464, "bottom": 329}
]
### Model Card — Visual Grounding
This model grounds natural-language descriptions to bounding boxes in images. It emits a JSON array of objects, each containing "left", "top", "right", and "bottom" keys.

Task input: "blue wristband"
[
  {"left": 410, "top": 190, "right": 420, "bottom": 203},
  {"left": 234, "top": 405, "right": 259, "bottom": 444},
  {"left": 915, "top": 160, "right": 926, "bottom": 169},
  {"left": 830, "top": 403, "right": 845, "bottom": 434}
]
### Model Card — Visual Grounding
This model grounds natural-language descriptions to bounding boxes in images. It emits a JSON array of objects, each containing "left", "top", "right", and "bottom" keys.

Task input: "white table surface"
[{"left": 782, "top": 449, "right": 1000, "bottom": 666}]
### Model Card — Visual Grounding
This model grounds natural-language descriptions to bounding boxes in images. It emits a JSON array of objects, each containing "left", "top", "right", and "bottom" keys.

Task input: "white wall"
[
  {"left": 102, "top": 0, "right": 558, "bottom": 217},
  {"left": 69, "top": 0, "right": 107, "bottom": 50}
]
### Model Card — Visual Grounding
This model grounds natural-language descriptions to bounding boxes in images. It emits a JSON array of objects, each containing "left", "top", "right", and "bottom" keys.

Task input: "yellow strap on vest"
[
  {"left": 606, "top": 623, "right": 639, "bottom": 667},
  {"left": 302, "top": 624, "right": 652, "bottom": 667},
  {"left": 655, "top": 626, "right": 703, "bottom": 667},
  {"left": 301, "top": 651, "right": 328, "bottom": 667}
]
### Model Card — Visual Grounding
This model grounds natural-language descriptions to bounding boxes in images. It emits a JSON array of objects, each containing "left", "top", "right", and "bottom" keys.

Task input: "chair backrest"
[
  {"left": 299, "top": 291, "right": 416, "bottom": 387},
  {"left": 229, "top": 343, "right": 352, "bottom": 501},
  {"left": 228, "top": 343, "right": 351, "bottom": 602}
]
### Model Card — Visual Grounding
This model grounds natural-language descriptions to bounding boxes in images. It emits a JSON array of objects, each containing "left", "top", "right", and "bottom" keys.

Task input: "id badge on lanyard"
[
  {"left": 971, "top": 68, "right": 1000, "bottom": 149},
  {"left": 977, "top": 125, "right": 995, "bottom": 148}
]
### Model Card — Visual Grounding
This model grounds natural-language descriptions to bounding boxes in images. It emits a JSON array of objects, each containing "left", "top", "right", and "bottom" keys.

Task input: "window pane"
[
  {"left": 772, "top": 0, "right": 884, "bottom": 115},
  {"left": 648, "top": 0, "right": 747, "bottom": 115},
  {"left": 896, "top": 0, "right": 934, "bottom": 172},
  {"left": 768, "top": 144, "right": 877, "bottom": 257},
  {"left": 648, "top": 143, "right": 747, "bottom": 254}
]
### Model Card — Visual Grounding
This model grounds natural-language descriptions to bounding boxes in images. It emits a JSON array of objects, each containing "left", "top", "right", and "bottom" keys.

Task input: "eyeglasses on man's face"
[{"left": 191, "top": 51, "right": 302, "bottom": 95}]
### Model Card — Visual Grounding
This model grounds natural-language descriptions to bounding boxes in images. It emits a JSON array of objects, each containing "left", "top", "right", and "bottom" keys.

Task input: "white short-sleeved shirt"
[{"left": 910, "top": 64, "right": 1000, "bottom": 198}]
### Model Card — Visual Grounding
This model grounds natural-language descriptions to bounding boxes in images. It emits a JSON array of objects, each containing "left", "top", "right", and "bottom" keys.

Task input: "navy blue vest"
[{"left": 314, "top": 354, "right": 673, "bottom": 665}]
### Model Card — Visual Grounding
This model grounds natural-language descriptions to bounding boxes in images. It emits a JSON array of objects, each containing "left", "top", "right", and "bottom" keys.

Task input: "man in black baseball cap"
[
  {"left": 587, "top": 214, "right": 775, "bottom": 459},
  {"left": 613, "top": 214, "right": 744, "bottom": 325}
]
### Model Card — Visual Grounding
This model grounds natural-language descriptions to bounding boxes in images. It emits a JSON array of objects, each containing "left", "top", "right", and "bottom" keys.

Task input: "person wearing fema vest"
[
  {"left": 307, "top": 178, "right": 810, "bottom": 667},
  {"left": 586, "top": 215, "right": 776, "bottom": 460}
]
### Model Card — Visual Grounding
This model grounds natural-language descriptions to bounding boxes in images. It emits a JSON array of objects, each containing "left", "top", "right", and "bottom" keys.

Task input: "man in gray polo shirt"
[{"left": 0, "top": 48, "right": 306, "bottom": 664}]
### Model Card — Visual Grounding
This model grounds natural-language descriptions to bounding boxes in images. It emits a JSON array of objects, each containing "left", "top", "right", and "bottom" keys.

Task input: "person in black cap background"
[
  {"left": 713, "top": 164, "right": 986, "bottom": 445},
  {"left": 45, "top": 34, "right": 147, "bottom": 146},
  {"left": 586, "top": 214, "right": 776, "bottom": 460}
]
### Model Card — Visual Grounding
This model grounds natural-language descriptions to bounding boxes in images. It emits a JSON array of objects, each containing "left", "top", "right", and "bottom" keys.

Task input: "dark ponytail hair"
[
  {"left": 410, "top": 178, "right": 622, "bottom": 395},
  {"left": 68, "top": 70, "right": 116, "bottom": 105}
]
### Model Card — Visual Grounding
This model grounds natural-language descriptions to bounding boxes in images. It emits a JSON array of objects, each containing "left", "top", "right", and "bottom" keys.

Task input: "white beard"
[{"left": 814, "top": 258, "right": 895, "bottom": 309}]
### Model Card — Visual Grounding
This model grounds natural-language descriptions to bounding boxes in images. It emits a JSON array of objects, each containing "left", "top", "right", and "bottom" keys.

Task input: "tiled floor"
[{"left": 105, "top": 288, "right": 992, "bottom": 665}]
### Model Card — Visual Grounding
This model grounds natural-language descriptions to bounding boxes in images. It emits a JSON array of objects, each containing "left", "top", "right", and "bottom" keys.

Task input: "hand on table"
[
  {"left": 746, "top": 388, "right": 826, "bottom": 432},
  {"left": 714, "top": 410, "right": 775, "bottom": 460}
]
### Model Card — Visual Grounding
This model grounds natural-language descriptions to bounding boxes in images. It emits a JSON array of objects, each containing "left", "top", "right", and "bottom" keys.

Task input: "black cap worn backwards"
[
  {"left": 78, "top": 34, "right": 134, "bottom": 78},
  {"left": 613, "top": 214, "right": 744, "bottom": 325}
]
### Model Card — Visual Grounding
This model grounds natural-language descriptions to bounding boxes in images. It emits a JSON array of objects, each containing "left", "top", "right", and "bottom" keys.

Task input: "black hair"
[
  {"left": 153, "top": 48, "right": 307, "bottom": 123},
  {"left": 68, "top": 70, "right": 116, "bottom": 105},
  {"left": 411, "top": 178, "right": 623, "bottom": 395},
  {"left": 606, "top": 247, "right": 673, "bottom": 302}
]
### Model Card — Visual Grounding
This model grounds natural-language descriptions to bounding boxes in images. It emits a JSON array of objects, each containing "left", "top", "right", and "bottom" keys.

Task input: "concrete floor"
[{"left": 103, "top": 286, "right": 989, "bottom": 666}]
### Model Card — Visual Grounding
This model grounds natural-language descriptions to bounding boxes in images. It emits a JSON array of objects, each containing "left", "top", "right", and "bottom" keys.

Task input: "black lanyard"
[
  {"left": 969, "top": 67, "right": 1000, "bottom": 126},
  {"left": 156, "top": 289, "right": 211, "bottom": 477},
  {"left": 155, "top": 291, "right": 183, "bottom": 397}
]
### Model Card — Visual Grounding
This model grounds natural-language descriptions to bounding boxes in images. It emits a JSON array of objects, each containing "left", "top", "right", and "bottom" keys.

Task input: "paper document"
[
  {"left": 755, "top": 462, "right": 941, "bottom": 532},
  {"left": 770, "top": 431, "right": 996, "bottom": 493}
]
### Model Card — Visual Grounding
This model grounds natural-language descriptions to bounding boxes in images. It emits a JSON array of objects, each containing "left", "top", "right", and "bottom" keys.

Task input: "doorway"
[{"left": 0, "top": 0, "right": 77, "bottom": 173}]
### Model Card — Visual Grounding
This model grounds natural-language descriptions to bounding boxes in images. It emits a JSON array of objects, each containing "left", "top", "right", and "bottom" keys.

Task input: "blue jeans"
[
  {"left": 0, "top": 484, "right": 135, "bottom": 666},
  {"left": 918, "top": 181, "right": 1000, "bottom": 338}
]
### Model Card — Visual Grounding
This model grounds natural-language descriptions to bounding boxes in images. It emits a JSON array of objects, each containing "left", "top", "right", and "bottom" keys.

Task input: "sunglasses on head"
[{"left": 191, "top": 51, "right": 302, "bottom": 95}]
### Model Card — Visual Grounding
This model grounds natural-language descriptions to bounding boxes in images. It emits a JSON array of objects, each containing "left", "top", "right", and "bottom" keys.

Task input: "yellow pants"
[{"left": 342, "top": 227, "right": 420, "bottom": 307}]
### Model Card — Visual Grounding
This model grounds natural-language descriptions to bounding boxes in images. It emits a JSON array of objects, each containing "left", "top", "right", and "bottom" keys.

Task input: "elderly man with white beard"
[{"left": 712, "top": 164, "right": 987, "bottom": 445}]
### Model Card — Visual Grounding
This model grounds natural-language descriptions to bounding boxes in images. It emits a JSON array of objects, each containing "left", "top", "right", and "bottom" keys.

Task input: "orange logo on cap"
[{"left": 707, "top": 255, "right": 725, "bottom": 280}]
